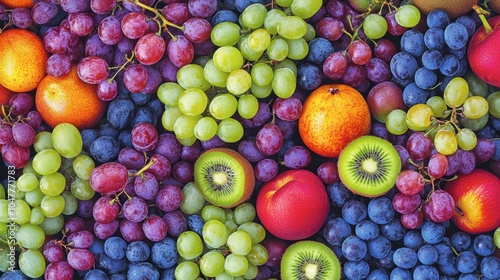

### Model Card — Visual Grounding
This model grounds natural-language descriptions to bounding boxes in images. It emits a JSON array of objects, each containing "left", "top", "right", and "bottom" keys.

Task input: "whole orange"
[
  {"left": 0, "top": 0, "right": 34, "bottom": 8},
  {"left": 298, "top": 84, "right": 371, "bottom": 158},
  {"left": 0, "top": 84, "right": 14, "bottom": 105},
  {"left": 35, "top": 65, "right": 106, "bottom": 130},
  {"left": 0, "top": 28, "right": 48, "bottom": 92}
]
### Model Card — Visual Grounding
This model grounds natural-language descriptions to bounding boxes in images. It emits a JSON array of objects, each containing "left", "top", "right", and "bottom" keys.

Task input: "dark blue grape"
[
  {"left": 424, "top": 28, "right": 445, "bottom": 50},
  {"left": 109, "top": 274, "right": 127, "bottom": 280},
  {"left": 421, "top": 49, "right": 443, "bottom": 70},
  {"left": 99, "top": 120, "right": 120, "bottom": 139},
  {"left": 118, "top": 130, "right": 133, "bottom": 148},
  {"left": 414, "top": 67, "right": 437, "bottom": 90},
  {"left": 234, "top": 0, "right": 261, "bottom": 12},
  {"left": 439, "top": 260, "right": 460, "bottom": 277},
  {"left": 366, "top": 268, "right": 389, "bottom": 280},
  {"left": 402, "top": 82, "right": 430, "bottom": 107},
  {"left": 448, "top": 45, "right": 466, "bottom": 59},
  {"left": 439, "top": 75, "right": 454, "bottom": 92},
  {"left": 104, "top": 236, "right": 127, "bottom": 260},
  {"left": 95, "top": 253, "right": 128, "bottom": 275},
  {"left": 130, "top": 92, "right": 152, "bottom": 105},
  {"left": 401, "top": 30, "right": 425, "bottom": 57},
  {"left": 297, "top": 63, "right": 324, "bottom": 91},
  {"left": 377, "top": 250, "right": 394, "bottom": 268},
  {"left": 127, "top": 262, "right": 160, "bottom": 280},
  {"left": 391, "top": 75, "right": 413, "bottom": 88},
  {"left": 327, "top": 181, "right": 354, "bottom": 207},
  {"left": 435, "top": 241, "right": 455, "bottom": 266},
  {"left": 413, "top": 265, "right": 439, "bottom": 280},
  {"left": 211, "top": 9, "right": 239, "bottom": 25},
  {"left": 343, "top": 260, "right": 370, "bottom": 280},
  {"left": 367, "top": 196, "right": 394, "bottom": 225},
  {"left": 440, "top": 276, "right": 456, "bottom": 280},
  {"left": 456, "top": 251, "right": 478, "bottom": 274},
  {"left": 393, "top": 247, "right": 418, "bottom": 269},
  {"left": 330, "top": 245, "right": 344, "bottom": 260},
  {"left": 342, "top": 199, "right": 367, "bottom": 225},
  {"left": 126, "top": 241, "right": 150, "bottom": 263},
  {"left": 130, "top": 106, "right": 156, "bottom": 128},
  {"left": 84, "top": 269, "right": 108, "bottom": 280},
  {"left": 90, "top": 136, "right": 120, "bottom": 163},
  {"left": 458, "top": 273, "right": 480, "bottom": 280},
  {"left": 151, "top": 237, "right": 177, "bottom": 269},
  {"left": 323, "top": 217, "right": 352, "bottom": 246},
  {"left": 473, "top": 234, "right": 495, "bottom": 257},
  {"left": 223, "top": 0, "right": 236, "bottom": 10},
  {"left": 368, "top": 235, "right": 392, "bottom": 259},
  {"left": 492, "top": 118, "right": 500, "bottom": 132},
  {"left": 81, "top": 129, "right": 100, "bottom": 151},
  {"left": 421, "top": 220, "right": 445, "bottom": 244},
  {"left": 451, "top": 231, "right": 471, "bottom": 252},
  {"left": 426, "top": 9, "right": 450, "bottom": 29},
  {"left": 390, "top": 52, "right": 418, "bottom": 81},
  {"left": 403, "top": 230, "right": 423, "bottom": 250},
  {"left": 476, "top": 125, "right": 497, "bottom": 139},
  {"left": 187, "top": 214, "right": 204, "bottom": 236},
  {"left": 480, "top": 256, "right": 500, "bottom": 279},
  {"left": 160, "top": 268, "right": 175, "bottom": 280},
  {"left": 390, "top": 267, "right": 412, "bottom": 280},
  {"left": 147, "top": 99, "right": 163, "bottom": 119},
  {"left": 107, "top": 98, "right": 135, "bottom": 130},
  {"left": 455, "top": 15, "right": 477, "bottom": 38},
  {"left": 355, "top": 220, "right": 379, "bottom": 241},
  {"left": 491, "top": 139, "right": 500, "bottom": 161},
  {"left": 456, "top": 57, "right": 468, "bottom": 77},
  {"left": 89, "top": 238, "right": 105, "bottom": 255},
  {"left": 0, "top": 270, "right": 29, "bottom": 280},
  {"left": 342, "top": 236, "right": 368, "bottom": 261},
  {"left": 306, "top": 37, "right": 334, "bottom": 65},
  {"left": 439, "top": 54, "right": 460, "bottom": 76},
  {"left": 444, "top": 22, "right": 469, "bottom": 50},
  {"left": 417, "top": 244, "right": 438, "bottom": 265},
  {"left": 380, "top": 219, "right": 406, "bottom": 242}
]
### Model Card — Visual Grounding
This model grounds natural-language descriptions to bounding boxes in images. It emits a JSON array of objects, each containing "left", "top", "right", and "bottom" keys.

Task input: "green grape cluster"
[
  {"left": 158, "top": 1, "right": 322, "bottom": 145},
  {"left": 175, "top": 202, "right": 269, "bottom": 280}
]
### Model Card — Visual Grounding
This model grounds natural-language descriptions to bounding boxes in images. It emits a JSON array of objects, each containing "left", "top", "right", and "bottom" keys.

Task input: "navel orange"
[
  {"left": 0, "top": 0, "right": 35, "bottom": 8},
  {"left": 0, "top": 28, "right": 48, "bottom": 92},
  {"left": 35, "top": 65, "right": 107, "bottom": 130}
]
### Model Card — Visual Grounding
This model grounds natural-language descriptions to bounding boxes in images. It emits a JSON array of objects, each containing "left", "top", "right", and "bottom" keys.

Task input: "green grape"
[
  {"left": 157, "top": 82, "right": 184, "bottom": 107},
  {"left": 12, "top": 184, "right": 24, "bottom": 200},
  {"left": 61, "top": 191, "right": 78, "bottom": 215},
  {"left": 395, "top": 4, "right": 421, "bottom": 28},
  {"left": 242, "top": 263, "right": 259, "bottom": 279},
  {"left": 22, "top": 161, "right": 37, "bottom": 175},
  {"left": 246, "top": 243, "right": 268, "bottom": 266},
  {"left": 434, "top": 128, "right": 458, "bottom": 155},
  {"left": 177, "top": 231, "right": 204, "bottom": 260},
  {"left": 178, "top": 88, "right": 208, "bottom": 116},
  {"left": 25, "top": 186, "right": 44, "bottom": 207},
  {"left": 39, "top": 214, "right": 64, "bottom": 235},
  {"left": 227, "top": 230, "right": 253, "bottom": 255},
  {"left": 494, "top": 227, "right": 500, "bottom": 249},
  {"left": 237, "top": 93, "right": 259, "bottom": 119},
  {"left": 487, "top": 91, "right": 500, "bottom": 118},
  {"left": 363, "top": 14, "right": 387, "bottom": 39},
  {"left": 463, "top": 96, "right": 489, "bottom": 119},
  {"left": 33, "top": 131, "right": 53, "bottom": 153},
  {"left": 460, "top": 113, "right": 489, "bottom": 131},
  {"left": 199, "top": 250, "right": 225, "bottom": 277},
  {"left": 40, "top": 195, "right": 65, "bottom": 218},
  {"left": 204, "top": 59, "right": 229, "bottom": 88},
  {"left": 0, "top": 244, "right": 11, "bottom": 272},
  {"left": 0, "top": 184, "right": 4, "bottom": 200},
  {"left": 456, "top": 128, "right": 477, "bottom": 151},
  {"left": 70, "top": 177, "right": 95, "bottom": 201},
  {"left": 285, "top": 38, "right": 309, "bottom": 60},
  {"left": 194, "top": 55, "right": 210, "bottom": 66},
  {"left": 426, "top": 96, "right": 448, "bottom": 118},
  {"left": 239, "top": 37, "right": 264, "bottom": 62},
  {"left": 248, "top": 29, "right": 271, "bottom": 52},
  {"left": 216, "top": 272, "right": 235, "bottom": 280},
  {"left": 194, "top": 117, "right": 218, "bottom": 141},
  {"left": 17, "top": 172, "right": 39, "bottom": 192},
  {"left": 16, "top": 224, "right": 45, "bottom": 249},
  {"left": 180, "top": 182, "right": 206, "bottom": 215},
  {"left": 29, "top": 206, "right": 45, "bottom": 225},
  {"left": 227, "top": 69, "right": 252, "bottom": 96},
  {"left": 173, "top": 114, "right": 202, "bottom": 139},
  {"left": 272, "top": 68, "right": 296, "bottom": 99},
  {"left": 225, "top": 220, "right": 238, "bottom": 234},
  {"left": 51, "top": 123, "right": 82, "bottom": 158},
  {"left": 217, "top": 118, "right": 244, "bottom": 143},
  {"left": 303, "top": 23, "right": 316, "bottom": 41},
  {"left": 213, "top": 46, "right": 244, "bottom": 73},
  {"left": 0, "top": 200, "right": 9, "bottom": 223},
  {"left": 275, "top": 58, "right": 298, "bottom": 76},
  {"left": 39, "top": 172, "right": 66, "bottom": 196},
  {"left": 202, "top": 219, "right": 229, "bottom": 248},
  {"left": 251, "top": 83, "right": 272, "bottom": 99},
  {"left": 201, "top": 205, "right": 227, "bottom": 222},
  {"left": 177, "top": 64, "right": 211, "bottom": 91},
  {"left": 276, "top": 0, "right": 293, "bottom": 7},
  {"left": 233, "top": 202, "right": 256, "bottom": 225},
  {"left": 178, "top": 135, "right": 198, "bottom": 147},
  {"left": 210, "top": 93, "right": 238, "bottom": 120},
  {"left": 240, "top": 3, "right": 267, "bottom": 29},
  {"left": 19, "top": 249, "right": 46, "bottom": 278},
  {"left": 225, "top": 208, "right": 235, "bottom": 222},
  {"left": 277, "top": 16, "right": 308, "bottom": 40},
  {"left": 32, "top": 148, "right": 61, "bottom": 176},
  {"left": 225, "top": 253, "right": 249, "bottom": 277},
  {"left": 291, "top": 0, "right": 322, "bottom": 19},
  {"left": 406, "top": 104, "right": 434, "bottom": 131},
  {"left": 162, "top": 106, "right": 183, "bottom": 131},
  {"left": 0, "top": 222, "right": 5, "bottom": 234},
  {"left": 237, "top": 222, "right": 266, "bottom": 244},
  {"left": 266, "top": 37, "right": 289, "bottom": 62},
  {"left": 72, "top": 155, "right": 95, "bottom": 181},
  {"left": 211, "top": 22, "right": 241, "bottom": 47},
  {"left": 175, "top": 261, "right": 200, "bottom": 280},
  {"left": 264, "top": 9, "right": 286, "bottom": 35},
  {"left": 464, "top": 70, "right": 489, "bottom": 97},
  {"left": 251, "top": 63, "right": 274, "bottom": 87},
  {"left": 10, "top": 199, "right": 30, "bottom": 225},
  {"left": 444, "top": 77, "right": 469, "bottom": 108}
]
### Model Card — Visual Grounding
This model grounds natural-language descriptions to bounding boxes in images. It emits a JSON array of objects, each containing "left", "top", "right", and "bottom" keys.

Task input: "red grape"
[
  {"left": 148, "top": 153, "right": 172, "bottom": 180},
  {"left": 67, "top": 248, "right": 95, "bottom": 271},
  {"left": 93, "top": 220, "right": 120, "bottom": 240},
  {"left": 120, "top": 219, "right": 146, "bottom": 242},
  {"left": 134, "top": 33, "right": 166, "bottom": 65},
  {"left": 156, "top": 184, "right": 183, "bottom": 212},
  {"left": 316, "top": 17, "right": 344, "bottom": 41},
  {"left": 348, "top": 40, "right": 372, "bottom": 66},
  {"left": 427, "top": 153, "right": 449, "bottom": 179},
  {"left": 167, "top": 35, "right": 194, "bottom": 68},
  {"left": 183, "top": 17, "right": 212, "bottom": 43},
  {"left": 423, "top": 190, "right": 455, "bottom": 223},
  {"left": 123, "top": 196, "right": 149, "bottom": 222},
  {"left": 68, "top": 12, "right": 94, "bottom": 36},
  {"left": 91, "top": 0, "right": 116, "bottom": 14},
  {"left": 273, "top": 97, "right": 303, "bottom": 121},
  {"left": 131, "top": 122, "right": 158, "bottom": 152},
  {"left": 46, "top": 53, "right": 72, "bottom": 77},
  {"left": 67, "top": 230, "right": 94, "bottom": 249},
  {"left": 373, "top": 38, "right": 397, "bottom": 64},
  {"left": 98, "top": 15, "right": 123, "bottom": 45},
  {"left": 392, "top": 192, "right": 421, "bottom": 214},
  {"left": 142, "top": 214, "right": 168, "bottom": 242},
  {"left": 123, "top": 63, "right": 149, "bottom": 93},
  {"left": 12, "top": 7, "right": 32, "bottom": 29},
  {"left": 1, "top": 142, "right": 30, "bottom": 169},
  {"left": 93, "top": 196, "right": 120, "bottom": 224},
  {"left": 317, "top": 161, "right": 340, "bottom": 184},
  {"left": 31, "top": 1, "right": 58, "bottom": 25},
  {"left": 90, "top": 162, "right": 129, "bottom": 194},
  {"left": 254, "top": 158, "right": 279, "bottom": 182},
  {"left": 406, "top": 132, "right": 433, "bottom": 161},
  {"left": 45, "top": 261, "right": 74, "bottom": 280},
  {"left": 77, "top": 56, "right": 109, "bottom": 84},
  {"left": 323, "top": 51, "right": 348, "bottom": 80},
  {"left": 400, "top": 209, "right": 423, "bottom": 229},
  {"left": 162, "top": 2, "right": 190, "bottom": 26},
  {"left": 97, "top": 79, "right": 118, "bottom": 101},
  {"left": 121, "top": 12, "right": 149, "bottom": 39},
  {"left": 134, "top": 171, "right": 159, "bottom": 201},
  {"left": 395, "top": 169, "right": 425, "bottom": 196},
  {"left": 256, "top": 123, "right": 284, "bottom": 156}
]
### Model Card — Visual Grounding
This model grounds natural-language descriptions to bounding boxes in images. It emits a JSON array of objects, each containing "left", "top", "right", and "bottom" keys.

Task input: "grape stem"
[
  {"left": 472, "top": 4, "right": 493, "bottom": 34},
  {"left": 107, "top": 52, "right": 135, "bottom": 83},
  {"left": 124, "top": 0, "right": 185, "bottom": 35},
  {"left": 129, "top": 157, "right": 158, "bottom": 178}
]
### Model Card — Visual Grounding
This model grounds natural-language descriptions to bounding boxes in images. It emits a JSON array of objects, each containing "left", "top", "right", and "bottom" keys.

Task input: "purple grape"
[
  {"left": 9, "top": 92, "right": 33, "bottom": 116},
  {"left": 162, "top": 210, "right": 188, "bottom": 237},
  {"left": 67, "top": 230, "right": 94, "bottom": 249},
  {"left": 12, "top": 8, "right": 32, "bottom": 29},
  {"left": 254, "top": 158, "right": 279, "bottom": 183},
  {"left": 172, "top": 160, "right": 194, "bottom": 184},
  {"left": 120, "top": 219, "right": 145, "bottom": 243},
  {"left": 122, "top": 196, "right": 149, "bottom": 222},
  {"left": 472, "top": 138, "right": 495, "bottom": 163},
  {"left": 255, "top": 123, "right": 284, "bottom": 156},
  {"left": 180, "top": 140, "right": 203, "bottom": 162},
  {"left": 142, "top": 214, "right": 168, "bottom": 242},
  {"left": 237, "top": 139, "right": 265, "bottom": 163},
  {"left": 458, "top": 150, "right": 476, "bottom": 174},
  {"left": 134, "top": 171, "right": 159, "bottom": 201},
  {"left": 153, "top": 133, "right": 182, "bottom": 163},
  {"left": 283, "top": 146, "right": 312, "bottom": 169},
  {"left": 155, "top": 184, "right": 183, "bottom": 212}
]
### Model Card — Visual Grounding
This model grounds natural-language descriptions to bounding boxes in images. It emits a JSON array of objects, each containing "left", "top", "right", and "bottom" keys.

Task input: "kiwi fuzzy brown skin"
[
  {"left": 337, "top": 135, "right": 402, "bottom": 197},
  {"left": 193, "top": 148, "right": 255, "bottom": 208},
  {"left": 411, "top": 0, "right": 477, "bottom": 18},
  {"left": 489, "top": 0, "right": 500, "bottom": 14}
]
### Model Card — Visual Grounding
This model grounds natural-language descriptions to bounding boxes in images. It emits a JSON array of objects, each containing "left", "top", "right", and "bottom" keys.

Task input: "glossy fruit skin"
[
  {"left": 444, "top": 168, "right": 500, "bottom": 234},
  {"left": 0, "top": 0, "right": 34, "bottom": 9},
  {"left": 35, "top": 65, "right": 106, "bottom": 130},
  {"left": 298, "top": 84, "right": 371, "bottom": 158},
  {"left": 411, "top": 0, "right": 477, "bottom": 18},
  {"left": 468, "top": 16, "right": 500, "bottom": 88},
  {"left": 0, "top": 84, "right": 14, "bottom": 105},
  {"left": 256, "top": 169, "right": 330, "bottom": 241},
  {"left": 0, "top": 28, "right": 48, "bottom": 92}
]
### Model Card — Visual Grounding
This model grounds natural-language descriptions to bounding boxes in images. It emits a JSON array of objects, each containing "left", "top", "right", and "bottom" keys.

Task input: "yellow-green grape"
[
  {"left": 178, "top": 88, "right": 208, "bottom": 116},
  {"left": 211, "top": 22, "right": 241, "bottom": 47},
  {"left": 201, "top": 205, "right": 227, "bottom": 222},
  {"left": 246, "top": 243, "right": 269, "bottom": 266},
  {"left": 226, "top": 69, "right": 252, "bottom": 96},
  {"left": 426, "top": 123, "right": 454, "bottom": 141},
  {"left": 0, "top": 183, "right": 4, "bottom": 199},
  {"left": 17, "top": 172, "right": 39, "bottom": 192},
  {"left": 227, "top": 230, "right": 253, "bottom": 255},
  {"left": 61, "top": 191, "right": 78, "bottom": 215},
  {"left": 291, "top": 0, "right": 322, "bottom": 19},
  {"left": 275, "top": 58, "right": 298, "bottom": 76},
  {"left": 224, "top": 253, "right": 249, "bottom": 277},
  {"left": 285, "top": 38, "right": 309, "bottom": 60},
  {"left": 487, "top": 91, "right": 500, "bottom": 118},
  {"left": 272, "top": 68, "right": 296, "bottom": 99},
  {"left": 237, "top": 222, "right": 266, "bottom": 244},
  {"left": 173, "top": 114, "right": 202, "bottom": 139},
  {"left": 40, "top": 195, "right": 65, "bottom": 218},
  {"left": 180, "top": 182, "right": 205, "bottom": 215},
  {"left": 33, "top": 131, "right": 53, "bottom": 153},
  {"left": 385, "top": 109, "right": 408, "bottom": 135},
  {"left": 434, "top": 128, "right": 458, "bottom": 155},
  {"left": 39, "top": 172, "right": 66, "bottom": 196},
  {"left": 10, "top": 199, "right": 31, "bottom": 225},
  {"left": 18, "top": 249, "right": 45, "bottom": 278},
  {"left": 494, "top": 227, "right": 500, "bottom": 249},
  {"left": 162, "top": 107, "right": 182, "bottom": 132},
  {"left": 240, "top": 3, "right": 267, "bottom": 29},
  {"left": 233, "top": 202, "right": 256, "bottom": 225},
  {"left": 157, "top": 82, "right": 183, "bottom": 107},
  {"left": 193, "top": 55, "right": 209, "bottom": 67},
  {"left": 406, "top": 104, "right": 434, "bottom": 131},
  {"left": 225, "top": 220, "right": 238, "bottom": 234},
  {"left": 460, "top": 113, "right": 489, "bottom": 131},
  {"left": 25, "top": 187, "right": 44, "bottom": 207},
  {"left": 443, "top": 77, "right": 469, "bottom": 108},
  {"left": 213, "top": 46, "right": 244, "bottom": 73},
  {"left": 248, "top": 29, "right": 271, "bottom": 52},
  {"left": 243, "top": 263, "right": 259, "bottom": 279},
  {"left": 0, "top": 200, "right": 9, "bottom": 223},
  {"left": 29, "top": 207, "right": 45, "bottom": 225},
  {"left": 199, "top": 250, "right": 225, "bottom": 277},
  {"left": 204, "top": 59, "right": 228, "bottom": 88},
  {"left": 70, "top": 178, "right": 95, "bottom": 201},
  {"left": 266, "top": 38, "right": 289, "bottom": 62},
  {"left": 203, "top": 219, "right": 229, "bottom": 248},
  {"left": 177, "top": 231, "right": 204, "bottom": 260},
  {"left": 276, "top": 16, "right": 307, "bottom": 40},
  {"left": 238, "top": 94, "right": 259, "bottom": 119},
  {"left": 426, "top": 96, "right": 448, "bottom": 118},
  {"left": 462, "top": 96, "right": 489, "bottom": 119},
  {"left": 464, "top": 70, "right": 489, "bottom": 97},
  {"left": 176, "top": 64, "right": 211, "bottom": 91},
  {"left": 72, "top": 155, "right": 95, "bottom": 181},
  {"left": 240, "top": 37, "right": 264, "bottom": 62},
  {"left": 39, "top": 214, "right": 64, "bottom": 235},
  {"left": 194, "top": 117, "right": 218, "bottom": 142},
  {"left": 251, "top": 62, "right": 273, "bottom": 87},
  {"left": 210, "top": 93, "right": 238, "bottom": 120},
  {"left": 177, "top": 135, "right": 197, "bottom": 147},
  {"left": 456, "top": 128, "right": 477, "bottom": 151},
  {"left": 174, "top": 261, "right": 200, "bottom": 280},
  {"left": 250, "top": 83, "right": 272, "bottom": 99},
  {"left": 276, "top": 0, "right": 293, "bottom": 7},
  {"left": 303, "top": 23, "right": 316, "bottom": 41},
  {"left": 264, "top": 8, "right": 286, "bottom": 35},
  {"left": 32, "top": 148, "right": 61, "bottom": 176},
  {"left": 217, "top": 118, "right": 244, "bottom": 143},
  {"left": 16, "top": 224, "right": 45, "bottom": 249},
  {"left": 22, "top": 161, "right": 37, "bottom": 175},
  {"left": 51, "top": 123, "right": 82, "bottom": 158}
]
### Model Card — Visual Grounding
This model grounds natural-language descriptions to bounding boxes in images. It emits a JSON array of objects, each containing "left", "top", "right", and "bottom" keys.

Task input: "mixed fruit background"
[{"left": 1, "top": 0, "right": 500, "bottom": 279}]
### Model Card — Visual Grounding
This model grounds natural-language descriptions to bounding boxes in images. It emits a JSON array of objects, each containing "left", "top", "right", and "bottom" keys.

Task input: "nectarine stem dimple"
[
  {"left": 472, "top": 4, "right": 493, "bottom": 34},
  {"left": 456, "top": 207, "right": 465, "bottom": 217}
]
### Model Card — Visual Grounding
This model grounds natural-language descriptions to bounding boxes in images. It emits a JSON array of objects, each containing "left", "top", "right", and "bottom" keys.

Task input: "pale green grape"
[
  {"left": 175, "top": 261, "right": 200, "bottom": 280},
  {"left": 199, "top": 250, "right": 225, "bottom": 277},
  {"left": 0, "top": 244, "right": 11, "bottom": 272},
  {"left": 461, "top": 113, "right": 489, "bottom": 131},
  {"left": 285, "top": 38, "right": 309, "bottom": 60},
  {"left": 29, "top": 206, "right": 45, "bottom": 225},
  {"left": 272, "top": 68, "right": 296, "bottom": 99},
  {"left": 211, "top": 22, "right": 241, "bottom": 47},
  {"left": 444, "top": 77, "right": 469, "bottom": 108},
  {"left": 217, "top": 118, "right": 244, "bottom": 143},
  {"left": 246, "top": 243, "right": 268, "bottom": 266},
  {"left": 0, "top": 200, "right": 10, "bottom": 223},
  {"left": 225, "top": 220, "right": 238, "bottom": 234},
  {"left": 72, "top": 154, "right": 95, "bottom": 181},
  {"left": 177, "top": 64, "right": 211, "bottom": 91},
  {"left": 277, "top": 16, "right": 307, "bottom": 40},
  {"left": 406, "top": 104, "right": 433, "bottom": 131},
  {"left": 395, "top": 4, "right": 421, "bottom": 28},
  {"left": 10, "top": 199, "right": 31, "bottom": 225},
  {"left": 204, "top": 59, "right": 229, "bottom": 88},
  {"left": 363, "top": 13, "right": 387, "bottom": 39},
  {"left": 201, "top": 205, "right": 226, "bottom": 222},
  {"left": 385, "top": 109, "right": 408, "bottom": 135},
  {"left": 180, "top": 182, "right": 206, "bottom": 215},
  {"left": 225, "top": 208, "right": 235, "bottom": 222},
  {"left": 276, "top": 0, "right": 293, "bottom": 7},
  {"left": 266, "top": 37, "right": 289, "bottom": 62},
  {"left": 0, "top": 222, "right": 5, "bottom": 234},
  {"left": 227, "top": 230, "right": 253, "bottom": 255},
  {"left": 456, "top": 128, "right": 477, "bottom": 151},
  {"left": 463, "top": 96, "right": 489, "bottom": 119},
  {"left": 194, "top": 117, "right": 218, "bottom": 141},
  {"left": 25, "top": 186, "right": 44, "bottom": 207},
  {"left": 40, "top": 195, "right": 65, "bottom": 218},
  {"left": 225, "top": 253, "right": 249, "bottom": 277},
  {"left": 238, "top": 94, "right": 259, "bottom": 119},
  {"left": 251, "top": 63, "right": 273, "bottom": 86},
  {"left": 193, "top": 55, "right": 210, "bottom": 66},
  {"left": 22, "top": 161, "right": 37, "bottom": 176},
  {"left": 275, "top": 58, "right": 298, "bottom": 75},
  {"left": 290, "top": 0, "right": 322, "bottom": 19},
  {"left": 210, "top": 93, "right": 238, "bottom": 120},
  {"left": 237, "top": 222, "right": 266, "bottom": 244},
  {"left": 213, "top": 46, "right": 244, "bottom": 73},
  {"left": 0, "top": 184, "right": 3, "bottom": 200},
  {"left": 177, "top": 231, "right": 204, "bottom": 260},
  {"left": 264, "top": 9, "right": 287, "bottom": 35},
  {"left": 19, "top": 249, "right": 45, "bottom": 278},
  {"left": 33, "top": 131, "right": 53, "bottom": 153},
  {"left": 162, "top": 106, "right": 183, "bottom": 131},
  {"left": 16, "top": 172, "right": 39, "bottom": 192},
  {"left": 248, "top": 29, "right": 271, "bottom": 52},
  {"left": 39, "top": 172, "right": 66, "bottom": 196},
  {"left": 39, "top": 214, "right": 64, "bottom": 235},
  {"left": 494, "top": 227, "right": 500, "bottom": 249},
  {"left": 464, "top": 70, "right": 489, "bottom": 97},
  {"left": 178, "top": 88, "right": 208, "bottom": 116},
  {"left": 12, "top": 184, "right": 24, "bottom": 200},
  {"left": 239, "top": 37, "right": 264, "bottom": 62},
  {"left": 202, "top": 219, "right": 229, "bottom": 248},
  {"left": 177, "top": 135, "right": 198, "bottom": 147},
  {"left": 233, "top": 202, "right": 256, "bottom": 225},
  {"left": 70, "top": 177, "right": 95, "bottom": 201},
  {"left": 227, "top": 69, "right": 252, "bottom": 96},
  {"left": 157, "top": 82, "right": 184, "bottom": 107},
  {"left": 303, "top": 23, "right": 316, "bottom": 41},
  {"left": 251, "top": 83, "right": 272, "bottom": 99},
  {"left": 16, "top": 224, "right": 45, "bottom": 249},
  {"left": 243, "top": 263, "right": 259, "bottom": 279},
  {"left": 487, "top": 91, "right": 500, "bottom": 118},
  {"left": 61, "top": 191, "right": 78, "bottom": 215},
  {"left": 216, "top": 272, "right": 234, "bottom": 280},
  {"left": 51, "top": 123, "right": 82, "bottom": 158},
  {"left": 173, "top": 114, "right": 202, "bottom": 139},
  {"left": 240, "top": 3, "right": 267, "bottom": 29},
  {"left": 434, "top": 128, "right": 458, "bottom": 155},
  {"left": 426, "top": 96, "right": 448, "bottom": 118},
  {"left": 32, "top": 148, "right": 61, "bottom": 176}
]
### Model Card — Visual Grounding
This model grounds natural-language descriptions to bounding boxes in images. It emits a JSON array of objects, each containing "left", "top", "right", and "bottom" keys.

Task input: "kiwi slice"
[
  {"left": 194, "top": 148, "right": 255, "bottom": 208},
  {"left": 281, "top": 240, "right": 341, "bottom": 280},
  {"left": 338, "top": 135, "right": 401, "bottom": 197}
]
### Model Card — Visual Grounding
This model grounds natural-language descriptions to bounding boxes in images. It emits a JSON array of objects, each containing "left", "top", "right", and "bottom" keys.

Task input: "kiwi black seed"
[
  {"left": 338, "top": 135, "right": 401, "bottom": 197},
  {"left": 193, "top": 148, "right": 254, "bottom": 208},
  {"left": 281, "top": 240, "right": 341, "bottom": 280}
]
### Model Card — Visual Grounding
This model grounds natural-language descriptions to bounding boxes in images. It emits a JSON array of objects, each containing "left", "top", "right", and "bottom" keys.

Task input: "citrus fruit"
[
  {"left": 0, "top": 0, "right": 35, "bottom": 8},
  {"left": 298, "top": 84, "right": 371, "bottom": 158},
  {"left": 0, "top": 28, "right": 48, "bottom": 92},
  {"left": 0, "top": 84, "right": 14, "bottom": 105},
  {"left": 35, "top": 65, "right": 106, "bottom": 130}
]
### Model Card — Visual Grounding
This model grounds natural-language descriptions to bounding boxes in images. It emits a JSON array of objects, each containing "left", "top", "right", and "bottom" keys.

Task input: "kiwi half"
[
  {"left": 193, "top": 148, "right": 255, "bottom": 208},
  {"left": 281, "top": 240, "right": 341, "bottom": 280},
  {"left": 338, "top": 135, "right": 401, "bottom": 197}
]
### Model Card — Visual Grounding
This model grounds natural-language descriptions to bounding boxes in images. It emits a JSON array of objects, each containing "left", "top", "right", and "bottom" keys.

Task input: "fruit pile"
[{"left": 1, "top": 0, "right": 500, "bottom": 279}]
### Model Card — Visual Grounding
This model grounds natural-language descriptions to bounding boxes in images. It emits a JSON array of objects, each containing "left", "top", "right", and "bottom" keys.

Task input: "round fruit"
[
  {"left": 298, "top": 84, "right": 371, "bottom": 158},
  {"left": 0, "top": 28, "right": 48, "bottom": 92},
  {"left": 0, "top": 0, "right": 34, "bottom": 8},
  {"left": 490, "top": 0, "right": 500, "bottom": 14},
  {"left": 35, "top": 65, "right": 106, "bottom": 130},
  {"left": 0, "top": 84, "right": 14, "bottom": 105},
  {"left": 411, "top": 0, "right": 477, "bottom": 18}
]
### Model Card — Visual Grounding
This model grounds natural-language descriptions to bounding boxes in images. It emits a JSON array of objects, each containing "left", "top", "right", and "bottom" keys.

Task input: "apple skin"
[
  {"left": 467, "top": 15, "right": 500, "bottom": 87},
  {"left": 256, "top": 169, "right": 330, "bottom": 241},
  {"left": 444, "top": 168, "right": 500, "bottom": 234}
]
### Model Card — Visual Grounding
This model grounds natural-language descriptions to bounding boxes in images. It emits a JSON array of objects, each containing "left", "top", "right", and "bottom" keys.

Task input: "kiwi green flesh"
[
  {"left": 281, "top": 241, "right": 341, "bottom": 280},
  {"left": 338, "top": 135, "right": 401, "bottom": 197},
  {"left": 194, "top": 151, "right": 246, "bottom": 207}
]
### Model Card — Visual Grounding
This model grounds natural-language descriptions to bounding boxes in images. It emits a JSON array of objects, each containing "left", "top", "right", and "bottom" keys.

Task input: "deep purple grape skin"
[
  {"left": 283, "top": 146, "right": 312, "bottom": 169},
  {"left": 406, "top": 132, "right": 433, "bottom": 162},
  {"left": 11, "top": 122, "right": 36, "bottom": 148},
  {"left": 93, "top": 220, "right": 120, "bottom": 240},
  {"left": 122, "top": 196, "right": 149, "bottom": 222},
  {"left": 120, "top": 219, "right": 146, "bottom": 243},
  {"left": 155, "top": 184, "right": 183, "bottom": 212},
  {"left": 172, "top": 160, "right": 194, "bottom": 184},
  {"left": 317, "top": 161, "right": 340, "bottom": 184},
  {"left": 472, "top": 138, "right": 495, "bottom": 163},
  {"left": 255, "top": 123, "right": 284, "bottom": 156},
  {"left": 133, "top": 171, "right": 159, "bottom": 201},
  {"left": 162, "top": 210, "right": 188, "bottom": 237},
  {"left": 238, "top": 139, "right": 265, "bottom": 163},
  {"left": 254, "top": 158, "right": 279, "bottom": 183},
  {"left": 142, "top": 214, "right": 168, "bottom": 242}
]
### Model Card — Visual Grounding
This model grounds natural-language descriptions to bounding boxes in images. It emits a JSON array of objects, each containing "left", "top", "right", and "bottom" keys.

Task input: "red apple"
[
  {"left": 444, "top": 168, "right": 500, "bottom": 234},
  {"left": 256, "top": 169, "right": 330, "bottom": 241}
]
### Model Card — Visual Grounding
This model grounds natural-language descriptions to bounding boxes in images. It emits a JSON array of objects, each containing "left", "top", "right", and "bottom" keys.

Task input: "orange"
[
  {"left": 35, "top": 65, "right": 107, "bottom": 130},
  {"left": 298, "top": 84, "right": 371, "bottom": 158},
  {"left": 0, "top": 0, "right": 35, "bottom": 8},
  {"left": 0, "top": 84, "right": 14, "bottom": 106},
  {"left": 0, "top": 28, "right": 48, "bottom": 92}
]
